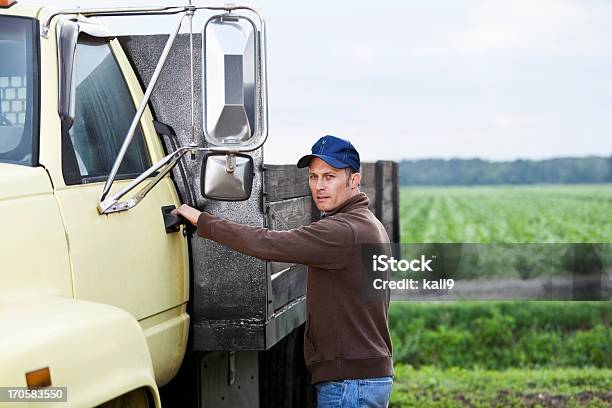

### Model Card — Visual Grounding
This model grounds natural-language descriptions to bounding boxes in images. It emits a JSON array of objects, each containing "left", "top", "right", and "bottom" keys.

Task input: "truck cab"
[{"left": 1, "top": 3, "right": 195, "bottom": 406}]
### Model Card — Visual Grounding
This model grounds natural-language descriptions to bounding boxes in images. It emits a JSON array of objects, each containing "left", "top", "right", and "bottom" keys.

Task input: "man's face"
[{"left": 308, "top": 157, "right": 359, "bottom": 212}]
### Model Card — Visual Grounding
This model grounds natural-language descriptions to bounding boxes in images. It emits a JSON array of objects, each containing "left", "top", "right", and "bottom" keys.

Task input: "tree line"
[{"left": 398, "top": 155, "right": 612, "bottom": 186}]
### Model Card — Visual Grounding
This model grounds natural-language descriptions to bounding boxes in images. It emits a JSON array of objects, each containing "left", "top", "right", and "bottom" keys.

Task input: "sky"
[{"left": 29, "top": 0, "right": 612, "bottom": 164}]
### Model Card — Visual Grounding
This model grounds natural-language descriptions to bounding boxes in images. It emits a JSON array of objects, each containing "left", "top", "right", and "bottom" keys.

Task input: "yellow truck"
[{"left": 0, "top": 2, "right": 400, "bottom": 407}]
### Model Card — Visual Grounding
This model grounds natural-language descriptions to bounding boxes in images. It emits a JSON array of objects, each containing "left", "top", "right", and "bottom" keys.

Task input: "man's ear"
[{"left": 352, "top": 173, "right": 361, "bottom": 189}]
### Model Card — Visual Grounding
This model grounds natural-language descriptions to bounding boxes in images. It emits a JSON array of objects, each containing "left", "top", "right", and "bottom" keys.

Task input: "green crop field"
[
  {"left": 399, "top": 184, "right": 612, "bottom": 243},
  {"left": 390, "top": 184, "right": 612, "bottom": 407}
]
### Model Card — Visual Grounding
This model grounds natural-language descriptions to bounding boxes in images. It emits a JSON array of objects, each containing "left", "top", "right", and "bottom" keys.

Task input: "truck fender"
[{"left": 0, "top": 296, "right": 160, "bottom": 408}]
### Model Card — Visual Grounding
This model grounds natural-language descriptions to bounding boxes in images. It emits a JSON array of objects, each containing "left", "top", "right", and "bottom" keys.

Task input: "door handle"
[{"left": 161, "top": 205, "right": 187, "bottom": 234}]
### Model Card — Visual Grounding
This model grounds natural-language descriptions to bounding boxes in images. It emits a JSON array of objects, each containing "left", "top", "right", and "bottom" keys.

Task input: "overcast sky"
[{"left": 33, "top": 0, "right": 612, "bottom": 163}]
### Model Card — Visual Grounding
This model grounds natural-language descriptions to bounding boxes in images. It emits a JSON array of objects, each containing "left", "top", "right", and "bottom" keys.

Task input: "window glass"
[
  {"left": 0, "top": 16, "right": 37, "bottom": 166},
  {"left": 69, "top": 38, "right": 150, "bottom": 181}
]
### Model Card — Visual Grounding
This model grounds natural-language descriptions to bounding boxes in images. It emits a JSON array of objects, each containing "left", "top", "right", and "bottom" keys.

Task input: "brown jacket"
[{"left": 196, "top": 192, "right": 393, "bottom": 384}]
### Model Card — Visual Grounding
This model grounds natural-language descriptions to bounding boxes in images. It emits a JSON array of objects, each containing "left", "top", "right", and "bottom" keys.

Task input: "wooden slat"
[
  {"left": 379, "top": 161, "right": 397, "bottom": 240},
  {"left": 375, "top": 161, "right": 384, "bottom": 220},
  {"left": 264, "top": 164, "right": 310, "bottom": 202},
  {"left": 382, "top": 161, "right": 394, "bottom": 183},
  {"left": 392, "top": 162, "right": 400, "bottom": 242},
  {"left": 265, "top": 194, "right": 313, "bottom": 312},
  {"left": 265, "top": 196, "right": 313, "bottom": 231},
  {"left": 382, "top": 183, "right": 394, "bottom": 225},
  {"left": 360, "top": 162, "right": 377, "bottom": 213},
  {"left": 271, "top": 264, "right": 308, "bottom": 312}
]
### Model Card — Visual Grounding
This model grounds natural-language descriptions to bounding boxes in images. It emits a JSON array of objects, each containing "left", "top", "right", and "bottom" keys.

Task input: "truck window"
[
  {"left": 65, "top": 37, "right": 151, "bottom": 184},
  {"left": 0, "top": 16, "right": 39, "bottom": 166}
]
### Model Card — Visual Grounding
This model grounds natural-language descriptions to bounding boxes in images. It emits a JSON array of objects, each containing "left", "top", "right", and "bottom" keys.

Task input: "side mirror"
[
  {"left": 202, "top": 13, "right": 267, "bottom": 149},
  {"left": 200, "top": 153, "right": 254, "bottom": 201}
]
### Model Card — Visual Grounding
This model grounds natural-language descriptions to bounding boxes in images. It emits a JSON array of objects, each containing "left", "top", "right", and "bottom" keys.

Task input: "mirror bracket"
[
  {"left": 97, "top": 145, "right": 208, "bottom": 214},
  {"left": 225, "top": 153, "right": 236, "bottom": 173}
]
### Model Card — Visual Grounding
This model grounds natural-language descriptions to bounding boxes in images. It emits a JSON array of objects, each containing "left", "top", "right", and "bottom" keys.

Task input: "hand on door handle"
[{"left": 162, "top": 205, "right": 188, "bottom": 234}]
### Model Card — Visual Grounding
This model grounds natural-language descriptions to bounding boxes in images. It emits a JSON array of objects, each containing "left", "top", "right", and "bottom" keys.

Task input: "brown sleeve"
[{"left": 196, "top": 211, "right": 354, "bottom": 270}]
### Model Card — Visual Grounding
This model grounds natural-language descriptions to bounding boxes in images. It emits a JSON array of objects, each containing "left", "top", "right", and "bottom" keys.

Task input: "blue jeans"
[{"left": 315, "top": 376, "right": 393, "bottom": 407}]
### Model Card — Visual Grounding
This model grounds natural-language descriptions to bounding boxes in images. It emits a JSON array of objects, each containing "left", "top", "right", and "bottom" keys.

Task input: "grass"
[
  {"left": 390, "top": 365, "right": 612, "bottom": 407},
  {"left": 389, "top": 301, "right": 612, "bottom": 369}
]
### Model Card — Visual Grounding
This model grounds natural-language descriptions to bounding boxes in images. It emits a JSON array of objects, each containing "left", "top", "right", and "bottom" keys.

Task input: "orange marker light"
[
  {"left": 0, "top": 0, "right": 17, "bottom": 8},
  {"left": 26, "top": 367, "right": 52, "bottom": 389}
]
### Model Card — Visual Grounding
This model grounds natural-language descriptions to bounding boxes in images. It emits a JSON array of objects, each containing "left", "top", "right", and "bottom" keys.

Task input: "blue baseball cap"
[{"left": 297, "top": 135, "right": 360, "bottom": 173}]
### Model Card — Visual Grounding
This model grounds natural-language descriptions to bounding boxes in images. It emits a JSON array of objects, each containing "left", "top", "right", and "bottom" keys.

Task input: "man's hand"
[{"left": 172, "top": 204, "right": 202, "bottom": 226}]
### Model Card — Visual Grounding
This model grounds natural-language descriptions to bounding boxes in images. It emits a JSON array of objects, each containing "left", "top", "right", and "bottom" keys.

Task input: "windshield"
[{"left": 0, "top": 16, "right": 38, "bottom": 166}]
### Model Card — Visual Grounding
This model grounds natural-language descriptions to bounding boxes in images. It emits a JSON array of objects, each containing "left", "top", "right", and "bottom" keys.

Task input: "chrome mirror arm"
[
  {"left": 99, "top": 12, "right": 186, "bottom": 204},
  {"left": 97, "top": 143, "right": 243, "bottom": 214},
  {"left": 98, "top": 145, "right": 214, "bottom": 214}
]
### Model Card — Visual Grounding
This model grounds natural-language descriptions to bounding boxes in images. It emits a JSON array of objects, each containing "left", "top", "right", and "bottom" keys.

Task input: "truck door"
[{"left": 50, "top": 35, "right": 189, "bottom": 384}]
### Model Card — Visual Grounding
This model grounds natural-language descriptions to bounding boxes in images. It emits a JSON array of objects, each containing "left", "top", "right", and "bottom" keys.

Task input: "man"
[{"left": 175, "top": 135, "right": 394, "bottom": 407}]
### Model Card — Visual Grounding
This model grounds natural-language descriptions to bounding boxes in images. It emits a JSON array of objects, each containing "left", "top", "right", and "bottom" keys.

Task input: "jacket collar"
[{"left": 321, "top": 192, "right": 369, "bottom": 218}]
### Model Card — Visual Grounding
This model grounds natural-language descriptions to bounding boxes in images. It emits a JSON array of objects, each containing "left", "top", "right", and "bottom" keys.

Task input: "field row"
[{"left": 399, "top": 184, "right": 612, "bottom": 243}]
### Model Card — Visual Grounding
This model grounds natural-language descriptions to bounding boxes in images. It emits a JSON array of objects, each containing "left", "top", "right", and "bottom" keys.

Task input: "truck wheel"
[{"left": 259, "top": 324, "right": 316, "bottom": 408}]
